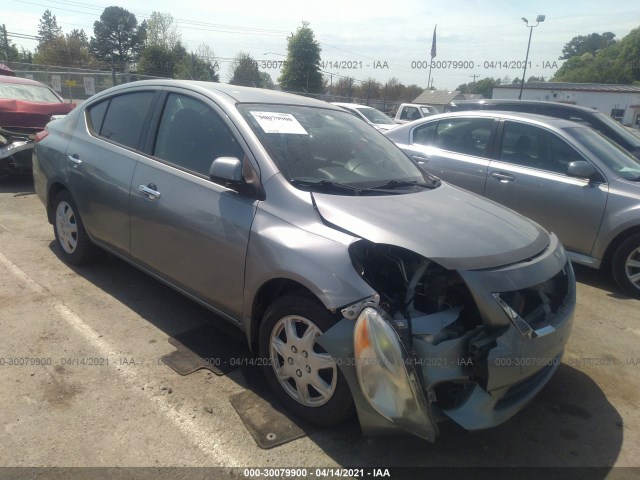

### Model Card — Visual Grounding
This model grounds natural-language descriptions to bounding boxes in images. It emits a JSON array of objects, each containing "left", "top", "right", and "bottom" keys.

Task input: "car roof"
[
  {"left": 0, "top": 75, "right": 51, "bottom": 87},
  {"left": 449, "top": 98, "right": 598, "bottom": 113},
  {"left": 89, "top": 79, "right": 341, "bottom": 110}
]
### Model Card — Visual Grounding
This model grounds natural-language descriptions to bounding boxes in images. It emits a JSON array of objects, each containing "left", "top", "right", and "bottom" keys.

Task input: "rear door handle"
[
  {"left": 490, "top": 171, "right": 516, "bottom": 183},
  {"left": 67, "top": 154, "right": 82, "bottom": 165},
  {"left": 139, "top": 183, "right": 161, "bottom": 199}
]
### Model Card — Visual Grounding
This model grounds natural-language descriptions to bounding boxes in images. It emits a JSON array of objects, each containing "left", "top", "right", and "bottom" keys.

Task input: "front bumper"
[{"left": 318, "top": 235, "right": 575, "bottom": 440}]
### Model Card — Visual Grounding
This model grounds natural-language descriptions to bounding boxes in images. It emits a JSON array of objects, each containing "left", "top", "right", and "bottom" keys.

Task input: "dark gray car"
[
  {"left": 33, "top": 80, "right": 575, "bottom": 441},
  {"left": 385, "top": 111, "right": 640, "bottom": 297}
]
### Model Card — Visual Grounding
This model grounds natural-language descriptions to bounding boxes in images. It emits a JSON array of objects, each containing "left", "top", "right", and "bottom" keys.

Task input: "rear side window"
[
  {"left": 96, "top": 92, "right": 155, "bottom": 149},
  {"left": 88, "top": 99, "right": 108, "bottom": 134},
  {"left": 429, "top": 118, "right": 494, "bottom": 157}
]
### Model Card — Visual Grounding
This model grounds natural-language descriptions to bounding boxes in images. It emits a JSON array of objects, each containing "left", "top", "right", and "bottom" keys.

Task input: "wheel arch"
[
  {"left": 247, "top": 278, "right": 322, "bottom": 352},
  {"left": 47, "top": 181, "right": 69, "bottom": 224},
  {"left": 601, "top": 224, "right": 640, "bottom": 270}
]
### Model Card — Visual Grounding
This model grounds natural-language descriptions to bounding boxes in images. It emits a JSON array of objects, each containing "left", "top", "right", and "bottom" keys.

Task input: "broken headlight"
[{"left": 353, "top": 306, "right": 436, "bottom": 441}]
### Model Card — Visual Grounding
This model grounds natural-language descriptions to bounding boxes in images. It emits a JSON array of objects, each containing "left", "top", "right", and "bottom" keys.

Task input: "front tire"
[
  {"left": 259, "top": 295, "right": 353, "bottom": 426},
  {"left": 53, "top": 190, "right": 99, "bottom": 265},
  {"left": 612, "top": 233, "right": 640, "bottom": 298}
]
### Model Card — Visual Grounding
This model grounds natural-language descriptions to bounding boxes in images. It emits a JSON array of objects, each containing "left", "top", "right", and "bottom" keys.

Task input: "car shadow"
[
  {"left": 573, "top": 263, "right": 632, "bottom": 300},
  {"left": 49, "top": 244, "right": 623, "bottom": 472},
  {"left": 0, "top": 174, "right": 35, "bottom": 195}
]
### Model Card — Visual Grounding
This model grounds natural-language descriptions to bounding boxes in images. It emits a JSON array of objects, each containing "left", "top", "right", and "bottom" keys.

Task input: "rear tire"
[
  {"left": 612, "top": 233, "right": 640, "bottom": 298},
  {"left": 53, "top": 190, "right": 99, "bottom": 265},
  {"left": 259, "top": 295, "right": 354, "bottom": 426}
]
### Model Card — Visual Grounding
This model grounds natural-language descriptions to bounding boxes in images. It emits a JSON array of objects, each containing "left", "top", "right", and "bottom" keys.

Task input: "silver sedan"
[
  {"left": 34, "top": 81, "right": 575, "bottom": 441},
  {"left": 386, "top": 111, "right": 640, "bottom": 298}
]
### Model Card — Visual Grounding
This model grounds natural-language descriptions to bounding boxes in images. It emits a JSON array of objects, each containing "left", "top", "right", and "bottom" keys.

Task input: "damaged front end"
[
  {"left": 317, "top": 235, "right": 575, "bottom": 442},
  {"left": 0, "top": 126, "right": 37, "bottom": 176}
]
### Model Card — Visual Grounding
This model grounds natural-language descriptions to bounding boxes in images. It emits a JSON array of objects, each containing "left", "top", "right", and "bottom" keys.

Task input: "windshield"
[
  {"left": 591, "top": 111, "right": 640, "bottom": 150},
  {"left": 356, "top": 107, "right": 396, "bottom": 125},
  {"left": 0, "top": 83, "right": 62, "bottom": 103},
  {"left": 567, "top": 126, "right": 640, "bottom": 181},
  {"left": 238, "top": 104, "right": 430, "bottom": 192}
]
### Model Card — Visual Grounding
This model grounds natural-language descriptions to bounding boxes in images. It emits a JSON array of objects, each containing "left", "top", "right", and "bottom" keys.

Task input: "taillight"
[{"left": 35, "top": 130, "right": 49, "bottom": 143}]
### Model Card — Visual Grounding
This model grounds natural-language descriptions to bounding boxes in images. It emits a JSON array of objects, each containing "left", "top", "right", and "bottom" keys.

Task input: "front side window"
[
  {"left": 500, "top": 121, "right": 585, "bottom": 174},
  {"left": 98, "top": 92, "right": 155, "bottom": 149},
  {"left": 153, "top": 94, "right": 243, "bottom": 176}
]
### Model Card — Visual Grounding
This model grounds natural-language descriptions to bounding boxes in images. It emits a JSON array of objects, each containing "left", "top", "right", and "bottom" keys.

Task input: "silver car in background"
[
  {"left": 34, "top": 80, "right": 575, "bottom": 441},
  {"left": 386, "top": 111, "right": 640, "bottom": 298},
  {"left": 331, "top": 102, "right": 398, "bottom": 131}
]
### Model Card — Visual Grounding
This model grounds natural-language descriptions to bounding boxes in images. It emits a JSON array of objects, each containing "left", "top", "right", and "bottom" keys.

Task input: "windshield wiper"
[
  {"left": 370, "top": 179, "right": 439, "bottom": 190},
  {"left": 290, "top": 179, "right": 366, "bottom": 194}
]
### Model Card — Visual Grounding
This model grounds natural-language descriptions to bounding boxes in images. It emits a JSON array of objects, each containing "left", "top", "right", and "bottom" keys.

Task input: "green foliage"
[
  {"left": 146, "top": 12, "right": 181, "bottom": 50},
  {"left": 553, "top": 27, "right": 640, "bottom": 83},
  {"left": 90, "top": 6, "right": 145, "bottom": 68},
  {"left": 456, "top": 77, "right": 502, "bottom": 97},
  {"left": 138, "top": 45, "right": 176, "bottom": 77},
  {"left": 1, "top": 25, "right": 20, "bottom": 62},
  {"left": 560, "top": 32, "right": 616, "bottom": 60},
  {"left": 258, "top": 71, "right": 275, "bottom": 89},
  {"left": 279, "top": 22, "right": 323, "bottom": 93},
  {"left": 229, "top": 52, "right": 260, "bottom": 87},
  {"left": 37, "top": 9, "right": 63, "bottom": 51}
]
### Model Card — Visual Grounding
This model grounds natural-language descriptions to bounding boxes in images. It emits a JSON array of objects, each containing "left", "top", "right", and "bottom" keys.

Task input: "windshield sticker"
[{"left": 250, "top": 111, "right": 308, "bottom": 135}]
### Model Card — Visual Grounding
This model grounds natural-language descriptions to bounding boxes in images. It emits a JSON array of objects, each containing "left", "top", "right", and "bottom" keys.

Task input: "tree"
[
  {"left": 67, "top": 29, "right": 89, "bottom": 48},
  {"left": 90, "top": 6, "right": 145, "bottom": 70},
  {"left": 1, "top": 24, "right": 20, "bottom": 62},
  {"left": 229, "top": 52, "right": 260, "bottom": 87},
  {"left": 37, "top": 9, "right": 63, "bottom": 51},
  {"left": 553, "top": 27, "right": 640, "bottom": 83},
  {"left": 146, "top": 12, "right": 181, "bottom": 50},
  {"left": 258, "top": 71, "right": 275, "bottom": 89},
  {"left": 330, "top": 77, "right": 354, "bottom": 98},
  {"left": 138, "top": 45, "right": 176, "bottom": 77},
  {"left": 560, "top": 32, "right": 617, "bottom": 60},
  {"left": 279, "top": 22, "right": 323, "bottom": 93}
]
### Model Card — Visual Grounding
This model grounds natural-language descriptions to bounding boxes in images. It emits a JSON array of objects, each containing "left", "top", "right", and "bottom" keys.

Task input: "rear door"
[
  {"left": 66, "top": 89, "right": 158, "bottom": 255},
  {"left": 484, "top": 120, "right": 608, "bottom": 255},
  {"left": 129, "top": 90, "right": 258, "bottom": 321},
  {"left": 403, "top": 117, "right": 496, "bottom": 195}
]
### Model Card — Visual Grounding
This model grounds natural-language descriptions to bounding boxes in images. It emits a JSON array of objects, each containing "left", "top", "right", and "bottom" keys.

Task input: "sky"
[{"left": 5, "top": 0, "right": 640, "bottom": 90}]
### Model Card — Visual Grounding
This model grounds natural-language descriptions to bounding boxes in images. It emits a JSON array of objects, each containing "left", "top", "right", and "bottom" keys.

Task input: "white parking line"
[{"left": 0, "top": 251, "right": 241, "bottom": 467}]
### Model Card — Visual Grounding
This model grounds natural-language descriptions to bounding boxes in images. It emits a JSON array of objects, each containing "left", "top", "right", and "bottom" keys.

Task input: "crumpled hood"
[
  {"left": 313, "top": 183, "right": 550, "bottom": 270},
  {"left": 0, "top": 99, "right": 74, "bottom": 129}
]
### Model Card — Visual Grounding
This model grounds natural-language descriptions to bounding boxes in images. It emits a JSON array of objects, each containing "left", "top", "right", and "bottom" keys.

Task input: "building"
[
  {"left": 492, "top": 82, "right": 640, "bottom": 127},
  {"left": 413, "top": 90, "right": 465, "bottom": 112}
]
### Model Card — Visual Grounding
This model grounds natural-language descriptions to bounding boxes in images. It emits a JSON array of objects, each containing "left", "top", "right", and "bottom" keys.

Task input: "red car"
[{"left": 0, "top": 75, "right": 75, "bottom": 179}]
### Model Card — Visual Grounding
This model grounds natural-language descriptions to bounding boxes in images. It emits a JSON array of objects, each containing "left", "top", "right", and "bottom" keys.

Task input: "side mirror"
[
  {"left": 209, "top": 156, "right": 266, "bottom": 200},
  {"left": 209, "top": 157, "right": 243, "bottom": 184},
  {"left": 567, "top": 160, "right": 597, "bottom": 179}
]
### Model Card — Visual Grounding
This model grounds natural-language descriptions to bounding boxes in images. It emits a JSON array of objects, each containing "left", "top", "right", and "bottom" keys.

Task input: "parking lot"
[{"left": 0, "top": 175, "right": 639, "bottom": 475}]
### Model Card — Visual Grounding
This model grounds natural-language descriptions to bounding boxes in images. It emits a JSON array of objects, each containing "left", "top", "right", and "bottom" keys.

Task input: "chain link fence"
[{"left": 5, "top": 61, "right": 403, "bottom": 115}]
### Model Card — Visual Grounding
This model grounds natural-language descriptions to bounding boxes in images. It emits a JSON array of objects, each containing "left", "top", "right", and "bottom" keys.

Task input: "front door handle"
[
  {"left": 67, "top": 154, "right": 82, "bottom": 165},
  {"left": 490, "top": 171, "right": 516, "bottom": 183},
  {"left": 411, "top": 154, "right": 429, "bottom": 162},
  {"left": 139, "top": 183, "right": 161, "bottom": 199}
]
